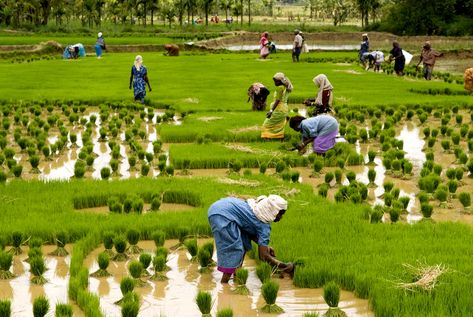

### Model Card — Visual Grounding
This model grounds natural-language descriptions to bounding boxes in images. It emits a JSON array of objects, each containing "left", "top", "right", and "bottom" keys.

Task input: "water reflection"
[{"left": 396, "top": 123, "right": 426, "bottom": 174}]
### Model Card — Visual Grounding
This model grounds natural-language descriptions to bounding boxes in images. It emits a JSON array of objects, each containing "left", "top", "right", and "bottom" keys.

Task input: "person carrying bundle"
[{"left": 247, "top": 83, "right": 270, "bottom": 111}]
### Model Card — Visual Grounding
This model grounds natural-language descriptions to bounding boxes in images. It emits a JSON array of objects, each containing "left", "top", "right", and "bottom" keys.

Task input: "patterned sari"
[
  {"left": 131, "top": 65, "right": 148, "bottom": 101},
  {"left": 261, "top": 85, "right": 289, "bottom": 139}
]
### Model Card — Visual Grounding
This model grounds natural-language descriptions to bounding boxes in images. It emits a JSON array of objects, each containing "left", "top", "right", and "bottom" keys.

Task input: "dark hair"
[{"left": 289, "top": 115, "right": 306, "bottom": 131}]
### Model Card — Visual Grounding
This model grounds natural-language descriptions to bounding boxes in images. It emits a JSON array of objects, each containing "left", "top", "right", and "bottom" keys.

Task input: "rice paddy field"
[{"left": 1, "top": 40, "right": 473, "bottom": 317}]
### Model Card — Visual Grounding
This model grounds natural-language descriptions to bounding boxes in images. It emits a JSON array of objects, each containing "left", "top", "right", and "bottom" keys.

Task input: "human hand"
[
  {"left": 296, "top": 142, "right": 305, "bottom": 151},
  {"left": 266, "top": 110, "right": 273, "bottom": 118},
  {"left": 268, "top": 246, "right": 276, "bottom": 257},
  {"left": 282, "top": 262, "right": 294, "bottom": 274},
  {"left": 149, "top": 88, "right": 152, "bottom": 92}
]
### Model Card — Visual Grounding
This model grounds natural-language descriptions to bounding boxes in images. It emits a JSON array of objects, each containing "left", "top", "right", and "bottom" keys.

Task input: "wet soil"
[
  {"left": 78, "top": 203, "right": 195, "bottom": 214},
  {"left": 84, "top": 240, "right": 372, "bottom": 317}
]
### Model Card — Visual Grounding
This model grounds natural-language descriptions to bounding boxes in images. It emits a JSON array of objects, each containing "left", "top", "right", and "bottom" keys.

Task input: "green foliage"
[
  {"left": 184, "top": 239, "right": 198, "bottom": 257},
  {"left": 195, "top": 291, "right": 212, "bottom": 315},
  {"left": 216, "top": 308, "right": 234, "bottom": 317},
  {"left": 120, "top": 277, "right": 135, "bottom": 296},
  {"left": 128, "top": 261, "right": 144, "bottom": 279},
  {"left": 323, "top": 281, "right": 341, "bottom": 308},
  {"left": 33, "top": 296, "right": 49, "bottom": 317},
  {"left": 261, "top": 280, "right": 284, "bottom": 313},
  {"left": 152, "top": 230, "right": 166, "bottom": 247},
  {"left": 55, "top": 303, "right": 73, "bottom": 317},
  {"left": 0, "top": 299, "right": 11, "bottom": 317},
  {"left": 256, "top": 261, "right": 272, "bottom": 283}
]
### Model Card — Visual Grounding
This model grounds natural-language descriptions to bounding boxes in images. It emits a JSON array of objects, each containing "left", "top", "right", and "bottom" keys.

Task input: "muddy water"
[
  {"left": 0, "top": 245, "right": 83, "bottom": 317},
  {"left": 396, "top": 122, "right": 426, "bottom": 174},
  {"left": 225, "top": 44, "right": 359, "bottom": 51},
  {"left": 85, "top": 240, "right": 372, "bottom": 317}
]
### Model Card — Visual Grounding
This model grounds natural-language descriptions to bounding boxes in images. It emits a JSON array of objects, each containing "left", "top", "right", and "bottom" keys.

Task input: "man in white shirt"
[{"left": 292, "top": 30, "right": 303, "bottom": 62}]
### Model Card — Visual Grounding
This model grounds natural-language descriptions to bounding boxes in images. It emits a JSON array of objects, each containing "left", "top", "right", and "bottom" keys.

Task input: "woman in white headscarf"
[
  {"left": 208, "top": 194, "right": 294, "bottom": 283},
  {"left": 129, "top": 55, "right": 152, "bottom": 104},
  {"left": 95, "top": 32, "right": 106, "bottom": 58},
  {"left": 261, "top": 72, "right": 293, "bottom": 139},
  {"left": 312, "top": 74, "right": 333, "bottom": 115}
]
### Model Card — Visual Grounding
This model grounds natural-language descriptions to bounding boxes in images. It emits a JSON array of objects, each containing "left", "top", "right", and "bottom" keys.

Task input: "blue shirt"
[
  {"left": 300, "top": 115, "right": 339, "bottom": 140},
  {"left": 208, "top": 197, "right": 271, "bottom": 248}
]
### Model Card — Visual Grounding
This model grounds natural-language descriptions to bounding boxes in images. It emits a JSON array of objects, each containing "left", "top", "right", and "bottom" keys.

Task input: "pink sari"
[{"left": 260, "top": 37, "right": 269, "bottom": 58}]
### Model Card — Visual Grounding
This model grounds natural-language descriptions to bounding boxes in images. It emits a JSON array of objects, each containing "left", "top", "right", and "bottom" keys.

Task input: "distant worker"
[
  {"left": 289, "top": 114, "right": 339, "bottom": 155},
  {"left": 359, "top": 33, "right": 370, "bottom": 67},
  {"left": 292, "top": 30, "right": 303, "bottom": 62},
  {"left": 366, "top": 50, "right": 384, "bottom": 72},
  {"left": 389, "top": 41, "right": 405, "bottom": 76},
  {"left": 260, "top": 32, "right": 270, "bottom": 59},
  {"left": 164, "top": 44, "right": 179, "bottom": 56},
  {"left": 416, "top": 41, "right": 443, "bottom": 80},
  {"left": 129, "top": 55, "right": 152, "bottom": 104},
  {"left": 463, "top": 68, "right": 473, "bottom": 92},
  {"left": 261, "top": 72, "right": 293, "bottom": 140},
  {"left": 95, "top": 32, "right": 106, "bottom": 59},
  {"left": 248, "top": 83, "right": 270, "bottom": 111},
  {"left": 208, "top": 195, "right": 294, "bottom": 283}
]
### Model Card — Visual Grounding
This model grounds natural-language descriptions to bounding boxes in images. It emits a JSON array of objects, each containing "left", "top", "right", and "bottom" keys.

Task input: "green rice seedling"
[
  {"left": 303, "top": 313, "right": 320, "bottom": 317},
  {"left": 30, "top": 256, "right": 47, "bottom": 285},
  {"left": 441, "top": 140, "right": 451, "bottom": 152},
  {"left": 427, "top": 137, "right": 436, "bottom": 148},
  {"left": 234, "top": 268, "right": 250, "bottom": 295},
  {"left": 467, "top": 160, "right": 473, "bottom": 176},
  {"left": 422, "top": 127, "right": 430, "bottom": 138},
  {"left": 128, "top": 156, "right": 137, "bottom": 170},
  {"left": 455, "top": 167, "right": 464, "bottom": 181},
  {"left": 336, "top": 158, "right": 345, "bottom": 170},
  {"left": 229, "top": 159, "right": 242, "bottom": 174},
  {"left": 392, "top": 188, "right": 400, "bottom": 200},
  {"left": 110, "top": 159, "right": 119, "bottom": 174},
  {"left": 216, "top": 308, "right": 234, "bottom": 317},
  {"left": 399, "top": 197, "right": 410, "bottom": 211},
  {"left": 345, "top": 171, "right": 356, "bottom": 184},
  {"left": 121, "top": 293, "right": 139, "bottom": 317},
  {"left": 458, "top": 192, "right": 472, "bottom": 212},
  {"left": 323, "top": 281, "right": 346, "bottom": 317},
  {"left": 29, "top": 237, "right": 43, "bottom": 249},
  {"left": 150, "top": 255, "right": 168, "bottom": 281},
  {"left": 418, "top": 173, "right": 441, "bottom": 193},
  {"left": 150, "top": 196, "right": 161, "bottom": 211},
  {"left": 389, "top": 208, "right": 401, "bottom": 223},
  {"left": 122, "top": 197, "right": 133, "bottom": 213},
  {"left": 100, "top": 167, "right": 111, "bottom": 180},
  {"left": 281, "top": 171, "right": 292, "bottom": 182},
  {"left": 259, "top": 162, "right": 268, "bottom": 174},
  {"left": 33, "top": 295, "right": 49, "bottom": 317},
  {"left": 0, "top": 171, "right": 5, "bottom": 184},
  {"left": 291, "top": 171, "right": 300, "bottom": 183},
  {"left": 446, "top": 168, "right": 456, "bottom": 180},
  {"left": 113, "top": 236, "right": 128, "bottom": 261},
  {"left": 152, "top": 231, "right": 166, "bottom": 248},
  {"left": 318, "top": 184, "right": 329, "bottom": 198},
  {"left": 256, "top": 261, "right": 273, "bottom": 283},
  {"left": 324, "top": 172, "right": 334, "bottom": 185},
  {"left": 195, "top": 290, "right": 212, "bottom": 317},
  {"left": 459, "top": 153, "right": 468, "bottom": 165},
  {"left": 367, "top": 150, "right": 376, "bottom": 164},
  {"left": 402, "top": 161, "right": 413, "bottom": 176},
  {"left": 451, "top": 133, "right": 460, "bottom": 146},
  {"left": 370, "top": 205, "right": 384, "bottom": 224},
  {"left": 334, "top": 169, "right": 343, "bottom": 185},
  {"left": 382, "top": 158, "right": 392, "bottom": 171},
  {"left": 9, "top": 231, "right": 23, "bottom": 255},
  {"left": 0, "top": 251, "right": 14, "bottom": 279},
  {"left": 184, "top": 239, "right": 198, "bottom": 261},
  {"left": 55, "top": 303, "right": 73, "bottom": 317},
  {"left": 128, "top": 260, "right": 146, "bottom": 287},
  {"left": 12, "top": 164, "right": 23, "bottom": 178},
  {"left": 382, "top": 181, "right": 393, "bottom": 194},
  {"left": 198, "top": 249, "right": 212, "bottom": 273},
  {"left": 165, "top": 165, "right": 175, "bottom": 176},
  {"left": 455, "top": 114, "right": 463, "bottom": 124},
  {"left": 275, "top": 161, "right": 286, "bottom": 174},
  {"left": 103, "top": 231, "right": 115, "bottom": 256},
  {"left": 25, "top": 247, "right": 42, "bottom": 263},
  {"left": 201, "top": 241, "right": 214, "bottom": 258},
  {"left": 90, "top": 252, "right": 111, "bottom": 277},
  {"left": 29, "top": 155, "right": 40, "bottom": 172},
  {"left": 141, "top": 163, "right": 150, "bottom": 176},
  {"left": 421, "top": 203, "right": 434, "bottom": 218},
  {"left": 468, "top": 140, "right": 473, "bottom": 152},
  {"left": 132, "top": 197, "right": 144, "bottom": 214},
  {"left": 115, "top": 277, "right": 135, "bottom": 304},
  {"left": 50, "top": 231, "right": 68, "bottom": 256},
  {"left": 433, "top": 164, "right": 443, "bottom": 176},
  {"left": 261, "top": 280, "right": 284, "bottom": 313},
  {"left": 139, "top": 253, "right": 152, "bottom": 276},
  {"left": 0, "top": 299, "right": 11, "bottom": 317},
  {"left": 73, "top": 161, "right": 85, "bottom": 178},
  {"left": 126, "top": 229, "right": 142, "bottom": 254},
  {"left": 447, "top": 180, "right": 458, "bottom": 195}
]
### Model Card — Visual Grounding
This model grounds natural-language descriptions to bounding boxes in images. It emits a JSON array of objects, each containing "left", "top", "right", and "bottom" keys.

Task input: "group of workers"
[
  {"left": 259, "top": 30, "right": 306, "bottom": 62},
  {"left": 359, "top": 33, "right": 444, "bottom": 79},
  {"left": 63, "top": 32, "right": 106, "bottom": 60}
]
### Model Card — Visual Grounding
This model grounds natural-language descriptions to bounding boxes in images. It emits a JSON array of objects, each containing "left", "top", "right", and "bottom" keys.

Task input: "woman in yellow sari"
[{"left": 261, "top": 72, "right": 293, "bottom": 140}]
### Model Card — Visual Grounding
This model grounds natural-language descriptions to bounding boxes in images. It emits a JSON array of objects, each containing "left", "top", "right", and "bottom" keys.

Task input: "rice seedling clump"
[
  {"left": 90, "top": 252, "right": 111, "bottom": 277},
  {"left": 195, "top": 290, "right": 212, "bottom": 317},
  {"left": 0, "top": 251, "right": 15, "bottom": 279},
  {"left": 261, "top": 280, "right": 284, "bottom": 313},
  {"left": 323, "top": 281, "right": 346, "bottom": 317},
  {"left": 234, "top": 268, "right": 250, "bottom": 295},
  {"left": 32, "top": 295, "right": 49, "bottom": 317}
]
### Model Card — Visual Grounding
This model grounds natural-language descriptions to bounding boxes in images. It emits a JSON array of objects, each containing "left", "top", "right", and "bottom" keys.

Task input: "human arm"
[
  {"left": 143, "top": 74, "right": 152, "bottom": 91},
  {"left": 266, "top": 99, "right": 280, "bottom": 118},
  {"left": 129, "top": 68, "right": 133, "bottom": 89},
  {"left": 258, "top": 245, "right": 294, "bottom": 274}
]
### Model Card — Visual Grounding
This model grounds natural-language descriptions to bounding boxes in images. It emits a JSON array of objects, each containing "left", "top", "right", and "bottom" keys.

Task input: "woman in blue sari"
[{"left": 129, "top": 55, "right": 152, "bottom": 103}]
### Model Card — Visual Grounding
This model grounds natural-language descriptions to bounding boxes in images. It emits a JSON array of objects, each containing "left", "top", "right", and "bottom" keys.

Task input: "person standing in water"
[{"left": 129, "top": 55, "right": 152, "bottom": 104}]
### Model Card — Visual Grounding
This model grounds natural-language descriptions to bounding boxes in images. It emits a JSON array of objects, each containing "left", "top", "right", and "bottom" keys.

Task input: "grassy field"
[
  {"left": 1, "top": 48, "right": 473, "bottom": 316},
  {"left": 0, "top": 51, "right": 469, "bottom": 111}
]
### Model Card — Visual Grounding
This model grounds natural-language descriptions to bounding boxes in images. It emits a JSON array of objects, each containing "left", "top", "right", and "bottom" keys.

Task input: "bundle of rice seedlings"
[
  {"left": 128, "top": 260, "right": 146, "bottom": 287},
  {"left": 139, "top": 253, "right": 152, "bottom": 276},
  {"left": 103, "top": 231, "right": 115, "bottom": 256},
  {"left": 201, "top": 241, "right": 214, "bottom": 260},
  {"left": 367, "top": 169, "right": 376, "bottom": 187},
  {"left": 115, "top": 276, "right": 135, "bottom": 304},
  {"left": 458, "top": 192, "right": 471, "bottom": 212},
  {"left": 121, "top": 292, "right": 140, "bottom": 317},
  {"left": 90, "top": 252, "right": 111, "bottom": 277},
  {"left": 256, "top": 262, "right": 273, "bottom": 283},
  {"left": 195, "top": 290, "right": 212, "bottom": 317},
  {"left": 261, "top": 280, "right": 284, "bottom": 313},
  {"left": 126, "top": 229, "right": 142, "bottom": 254},
  {"left": 49, "top": 231, "right": 68, "bottom": 256},
  {"left": 184, "top": 239, "right": 198, "bottom": 261},
  {"left": 30, "top": 255, "right": 47, "bottom": 285},
  {"left": 113, "top": 236, "right": 128, "bottom": 261},
  {"left": 25, "top": 246, "right": 43, "bottom": 264},
  {"left": 150, "top": 255, "right": 168, "bottom": 281},
  {"left": 421, "top": 203, "right": 434, "bottom": 219},
  {"left": 323, "top": 281, "right": 346, "bottom": 317},
  {"left": 198, "top": 249, "right": 212, "bottom": 273},
  {"left": 216, "top": 308, "right": 233, "bottom": 317},
  {"left": 9, "top": 231, "right": 23, "bottom": 255},
  {"left": 32, "top": 295, "right": 49, "bottom": 317},
  {"left": 0, "top": 299, "right": 11, "bottom": 317},
  {"left": 0, "top": 251, "right": 15, "bottom": 279},
  {"left": 55, "top": 303, "right": 73, "bottom": 317},
  {"left": 233, "top": 268, "right": 250, "bottom": 295}
]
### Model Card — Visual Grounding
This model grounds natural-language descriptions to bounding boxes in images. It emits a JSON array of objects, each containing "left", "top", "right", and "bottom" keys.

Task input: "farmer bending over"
[
  {"left": 208, "top": 195, "right": 294, "bottom": 283},
  {"left": 289, "top": 114, "right": 339, "bottom": 155}
]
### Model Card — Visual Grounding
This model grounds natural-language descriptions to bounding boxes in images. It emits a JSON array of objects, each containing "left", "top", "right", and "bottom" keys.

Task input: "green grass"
[{"left": 0, "top": 52, "right": 470, "bottom": 112}]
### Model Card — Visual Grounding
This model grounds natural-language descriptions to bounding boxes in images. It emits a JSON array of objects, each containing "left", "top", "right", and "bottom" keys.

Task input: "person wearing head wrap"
[
  {"left": 95, "top": 32, "right": 106, "bottom": 59},
  {"left": 292, "top": 30, "right": 303, "bottom": 62},
  {"left": 261, "top": 72, "right": 293, "bottom": 139},
  {"left": 389, "top": 41, "right": 405, "bottom": 76},
  {"left": 416, "top": 41, "right": 443, "bottom": 80},
  {"left": 313, "top": 74, "right": 333, "bottom": 114},
  {"left": 260, "top": 32, "right": 270, "bottom": 59},
  {"left": 359, "top": 33, "right": 370, "bottom": 67},
  {"left": 129, "top": 55, "right": 152, "bottom": 104},
  {"left": 208, "top": 195, "right": 294, "bottom": 283},
  {"left": 289, "top": 114, "right": 339, "bottom": 155}
]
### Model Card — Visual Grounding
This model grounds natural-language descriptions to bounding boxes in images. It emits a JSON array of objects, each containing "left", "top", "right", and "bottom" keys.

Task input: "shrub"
[
  {"left": 256, "top": 261, "right": 272, "bottom": 283},
  {"left": 261, "top": 280, "right": 283, "bottom": 313},
  {"left": 196, "top": 291, "right": 212, "bottom": 316},
  {"left": 33, "top": 295, "right": 49, "bottom": 317}
]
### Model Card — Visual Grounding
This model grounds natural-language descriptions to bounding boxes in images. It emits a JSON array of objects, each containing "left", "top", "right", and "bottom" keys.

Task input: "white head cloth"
[
  {"left": 134, "top": 55, "right": 143, "bottom": 71},
  {"left": 247, "top": 195, "right": 288, "bottom": 223},
  {"left": 273, "top": 72, "right": 293, "bottom": 92},
  {"left": 313, "top": 74, "right": 333, "bottom": 105},
  {"left": 98, "top": 32, "right": 103, "bottom": 38}
]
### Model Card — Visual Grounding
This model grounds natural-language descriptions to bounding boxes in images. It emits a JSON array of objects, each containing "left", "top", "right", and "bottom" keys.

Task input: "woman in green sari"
[{"left": 261, "top": 72, "right": 293, "bottom": 139}]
